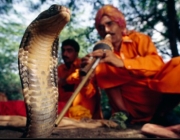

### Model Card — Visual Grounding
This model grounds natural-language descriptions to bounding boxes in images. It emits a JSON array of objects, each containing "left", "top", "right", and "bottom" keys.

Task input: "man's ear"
[{"left": 76, "top": 52, "right": 79, "bottom": 57}]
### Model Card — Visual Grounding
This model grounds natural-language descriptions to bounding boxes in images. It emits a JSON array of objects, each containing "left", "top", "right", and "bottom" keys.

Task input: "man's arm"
[{"left": 122, "top": 32, "right": 165, "bottom": 77}]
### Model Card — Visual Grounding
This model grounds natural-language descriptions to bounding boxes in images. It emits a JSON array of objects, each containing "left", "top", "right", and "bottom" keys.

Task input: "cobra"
[{"left": 18, "top": 4, "right": 71, "bottom": 138}]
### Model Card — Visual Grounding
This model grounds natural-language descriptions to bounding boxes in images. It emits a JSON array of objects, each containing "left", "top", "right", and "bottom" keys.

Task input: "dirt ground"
[{"left": 0, "top": 124, "right": 153, "bottom": 138}]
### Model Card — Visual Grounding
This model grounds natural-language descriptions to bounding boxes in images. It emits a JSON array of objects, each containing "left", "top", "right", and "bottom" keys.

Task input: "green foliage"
[
  {"left": 173, "top": 104, "right": 180, "bottom": 117},
  {"left": 0, "top": 0, "right": 47, "bottom": 14},
  {"left": 125, "top": 0, "right": 180, "bottom": 58},
  {"left": 110, "top": 112, "right": 128, "bottom": 129},
  {"left": 0, "top": 19, "right": 25, "bottom": 99},
  {"left": 0, "top": 0, "right": 13, "bottom": 14},
  {"left": 100, "top": 90, "right": 128, "bottom": 129}
]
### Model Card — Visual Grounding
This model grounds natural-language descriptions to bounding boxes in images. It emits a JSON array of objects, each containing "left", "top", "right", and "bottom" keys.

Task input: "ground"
[{"left": 0, "top": 124, "right": 152, "bottom": 138}]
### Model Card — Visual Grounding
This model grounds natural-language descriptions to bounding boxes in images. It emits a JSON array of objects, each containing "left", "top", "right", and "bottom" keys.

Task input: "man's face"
[
  {"left": 98, "top": 15, "right": 124, "bottom": 46},
  {"left": 62, "top": 45, "right": 78, "bottom": 64}
]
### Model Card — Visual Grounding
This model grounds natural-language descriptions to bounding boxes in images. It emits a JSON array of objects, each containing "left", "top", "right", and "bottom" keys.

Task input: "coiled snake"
[{"left": 18, "top": 4, "right": 70, "bottom": 138}]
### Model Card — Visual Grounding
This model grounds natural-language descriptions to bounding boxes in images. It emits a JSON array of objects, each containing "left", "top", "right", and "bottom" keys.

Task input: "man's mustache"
[{"left": 62, "top": 56, "right": 69, "bottom": 60}]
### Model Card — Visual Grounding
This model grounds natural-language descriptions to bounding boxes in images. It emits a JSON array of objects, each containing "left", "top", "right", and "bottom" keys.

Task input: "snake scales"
[{"left": 18, "top": 4, "right": 70, "bottom": 138}]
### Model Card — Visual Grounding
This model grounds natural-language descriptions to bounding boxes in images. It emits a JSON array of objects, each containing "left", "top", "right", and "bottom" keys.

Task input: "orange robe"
[
  {"left": 57, "top": 58, "right": 102, "bottom": 119},
  {"left": 95, "top": 30, "right": 180, "bottom": 123},
  {"left": 148, "top": 56, "right": 180, "bottom": 93}
]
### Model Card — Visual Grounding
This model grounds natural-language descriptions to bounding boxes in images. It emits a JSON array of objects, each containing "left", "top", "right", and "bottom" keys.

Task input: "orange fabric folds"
[
  {"left": 149, "top": 56, "right": 180, "bottom": 93},
  {"left": 95, "top": 63, "right": 133, "bottom": 89},
  {"left": 68, "top": 105, "right": 92, "bottom": 120},
  {"left": 58, "top": 58, "right": 102, "bottom": 119}
]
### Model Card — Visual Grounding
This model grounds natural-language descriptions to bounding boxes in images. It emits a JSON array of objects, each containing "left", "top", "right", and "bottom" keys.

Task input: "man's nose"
[
  {"left": 104, "top": 26, "right": 110, "bottom": 33},
  {"left": 63, "top": 50, "right": 68, "bottom": 56}
]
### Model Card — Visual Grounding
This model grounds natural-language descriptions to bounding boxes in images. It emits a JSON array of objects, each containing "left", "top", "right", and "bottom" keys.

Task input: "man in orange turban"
[{"left": 81, "top": 4, "right": 180, "bottom": 126}]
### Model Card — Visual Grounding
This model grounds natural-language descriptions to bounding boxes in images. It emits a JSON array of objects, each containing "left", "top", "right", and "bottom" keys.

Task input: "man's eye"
[
  {"left": 107, "top": 21, "right": 112, "bottom": 26},
  {"left": 67, "top": 49, "right": 73, "bottom": 53}
]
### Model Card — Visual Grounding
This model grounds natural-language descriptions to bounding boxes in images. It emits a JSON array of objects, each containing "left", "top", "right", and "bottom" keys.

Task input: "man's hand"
[
  {"left": 90, "top": 49, "right": 124, "bottom": 67},
  {"left": 80, "top": 55, "right": 96, "bottom": 86}
]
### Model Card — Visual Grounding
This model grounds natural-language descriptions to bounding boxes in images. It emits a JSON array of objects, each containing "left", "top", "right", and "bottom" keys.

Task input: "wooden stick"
[{"left": 54, "top": 58, "right": 100, "bottom": 127}]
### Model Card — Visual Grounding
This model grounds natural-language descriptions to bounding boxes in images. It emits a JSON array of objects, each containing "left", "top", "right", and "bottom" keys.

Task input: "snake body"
[{"left": 18, "top": 4, "right": 70, "bottom": 138}]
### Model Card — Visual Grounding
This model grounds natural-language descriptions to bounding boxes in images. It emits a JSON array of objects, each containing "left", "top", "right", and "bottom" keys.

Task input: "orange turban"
[{"left": 95, "top": 4, "right": 126, "bottom": 36}]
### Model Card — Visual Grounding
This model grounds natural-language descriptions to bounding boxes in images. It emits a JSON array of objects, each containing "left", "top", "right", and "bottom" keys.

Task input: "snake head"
[
  {"left": 28, "top": 4, "right": 71, "bottom": 36},
  {"left": 35, "top": 4, "right": 71, "bottom": 22}
]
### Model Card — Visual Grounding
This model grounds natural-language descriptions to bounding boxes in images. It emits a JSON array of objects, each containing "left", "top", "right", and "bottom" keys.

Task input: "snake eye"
[
  {"left": 48, "top": 4, "right": 59, "bottom": 15},
  {"left": 49, "top": 4, "right": 56, "bottom": 11}
]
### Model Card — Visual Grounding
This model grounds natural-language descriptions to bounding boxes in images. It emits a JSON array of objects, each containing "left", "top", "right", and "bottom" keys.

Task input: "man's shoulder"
[
  {"left": 129, "top": 30, "right": 149, "bottom": 36},
  {"left": 129, "top": 30, "right": 150, "bottom": 37},
  {"left": 128, "top": 30, "right": 151, "bottom": 42}
]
